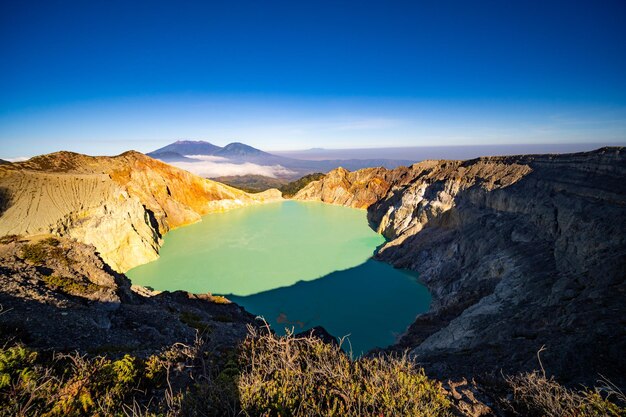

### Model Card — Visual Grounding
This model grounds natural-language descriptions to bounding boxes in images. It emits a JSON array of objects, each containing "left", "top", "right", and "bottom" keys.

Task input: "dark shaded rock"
[
  {"left": 295, "top": 326, "right": 338, "bottom": 346},
  {"left": 0, "top": 237, "right": 255, "bottom": 358},
  {"left": 296, "top": 147, "right": 626, "bottom": 389}
]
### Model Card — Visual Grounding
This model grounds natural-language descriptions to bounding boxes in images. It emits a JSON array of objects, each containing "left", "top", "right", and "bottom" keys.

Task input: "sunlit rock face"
[
  {"left": 296, "top": 147, "right": 626, "bottom": 387},
  {"left": 0, "top": 151, "right": 282, "bottom": 271}
]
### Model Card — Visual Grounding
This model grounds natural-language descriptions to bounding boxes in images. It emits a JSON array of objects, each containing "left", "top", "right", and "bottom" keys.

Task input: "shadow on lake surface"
[{"left": 228, "top": 258, "right": 430, "bottom": 355}]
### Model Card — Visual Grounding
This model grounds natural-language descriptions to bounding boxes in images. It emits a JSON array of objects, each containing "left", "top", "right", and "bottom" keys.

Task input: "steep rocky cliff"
[
  {"left": 295, "top": 147, "right": 626, "bottom": 387},
  {"left": 0, "top": 151, "right": 282, "bottom": 271},
  {"left": 0, "top": 235, "right": 255, "bottom": 356}
]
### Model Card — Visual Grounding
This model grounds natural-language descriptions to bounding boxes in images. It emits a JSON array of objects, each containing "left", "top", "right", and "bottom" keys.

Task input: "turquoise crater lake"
[{"left": 127, "top": 201, "right": 430, "bottom": 353}]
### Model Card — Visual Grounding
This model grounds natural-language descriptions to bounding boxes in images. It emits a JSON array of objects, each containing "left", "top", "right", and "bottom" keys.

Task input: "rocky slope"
[
  {"left": 0, "top": 235, "right": 499, "bottom": 417},
  {"left": 0, "top": 151, "right": 282, "bottom": 271},
  {"left": 0, "top": 235, "right": 255, "bottom": 357},
  {"left": 295, "top": 147, "right": 626, "bottom": 387}
]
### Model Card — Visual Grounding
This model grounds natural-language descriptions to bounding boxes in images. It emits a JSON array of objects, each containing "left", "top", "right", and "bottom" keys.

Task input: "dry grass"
[
  {"left": 1, "top": 326, "right": 624, "bottom": 417},
  {"left": 238, "top": 324, "right": 452, "bottom": 417},
  {"left": 506, "top": 371, "right": 625, "bottom": 417}
]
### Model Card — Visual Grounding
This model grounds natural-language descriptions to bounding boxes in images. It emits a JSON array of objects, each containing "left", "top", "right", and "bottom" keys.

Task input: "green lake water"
[{"left": 127, "top": 201, "right": 430, "bottom": 354}]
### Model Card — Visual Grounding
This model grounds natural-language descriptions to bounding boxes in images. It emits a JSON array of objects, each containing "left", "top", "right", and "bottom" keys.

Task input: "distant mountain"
[
  {"left": 147, "top": 140, "right": 416, "bottom": 179},
  {"left": 0, "top": 159, "right": 11, "bottom": 165},
  {"left": 151, "top": 140, "right": 222, "bottom": 155},
  {"left": 215, "top": 142, "right": 268, "bottom": 158}
]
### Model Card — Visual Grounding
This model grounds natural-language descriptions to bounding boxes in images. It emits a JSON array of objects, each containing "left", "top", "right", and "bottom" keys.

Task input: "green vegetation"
[
  {"left": 0, "top": 345, "right": 38, "bottom": 390},
  {"left": 212, "top": 175, "right": 288, "bottom": 193},
  {"left": 21, "top": 237, "right": 67, "bottom": 266},
  {"left": 1, "top": 331, "right": 623, "bottom": 417},
  {"left": 21, "top": 242, "right": 48, "bottom": 264},
  {"left": 42, "top": 274, "right": 102, "bottom": 296},
  {"left": 0, "top": 339, "right": 221, "bottom": 417},
  {"left": 0, "top": 345, "right": 161, "bottom": 417},
  {"left": 212, "top": 172, "right": 325, "bottom": 196},
  {"left": 279, "top": 172, "right": 325, "bottom": 197}
]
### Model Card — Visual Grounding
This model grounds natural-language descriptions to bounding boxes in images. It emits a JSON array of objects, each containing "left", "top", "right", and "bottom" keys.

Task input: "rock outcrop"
[
  {"left": 0, "top": 235, "right": 255, "bottom": 357},
  {"left": 293, "top": 166, "right": 411, "bottom": 209},
  {"left": 294, "top": 147, "right": 626, "bottom": 387},
  {"left": 0, "top": 151, "right": 282, "bottom": 271}
]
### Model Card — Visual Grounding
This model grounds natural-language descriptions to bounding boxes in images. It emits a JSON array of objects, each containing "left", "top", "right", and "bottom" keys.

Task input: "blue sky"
[{"left": 1, "top": 0, "right": 625, "bottom": 158}]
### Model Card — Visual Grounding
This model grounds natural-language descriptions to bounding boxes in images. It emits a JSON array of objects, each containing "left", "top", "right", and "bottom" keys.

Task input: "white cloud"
[
  {"left": 184, "top": 154, "right": 230, "bottom": 162},
  {"left": 170, "top": 160, "right": 294, "bottom": 178},
  {"left": 4, "top": 156, "right": 29, "bottom": 162}
]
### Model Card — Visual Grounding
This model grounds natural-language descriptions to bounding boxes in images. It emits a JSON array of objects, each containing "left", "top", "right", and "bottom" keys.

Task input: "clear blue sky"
[{"left": 1, "top": 0, "right": 625, "bottom": 158}]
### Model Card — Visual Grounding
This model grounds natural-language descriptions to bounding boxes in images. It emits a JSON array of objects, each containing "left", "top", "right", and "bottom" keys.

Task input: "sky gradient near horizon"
[{"left": 1, "top": 0, "right": 625, "bottom": 158}]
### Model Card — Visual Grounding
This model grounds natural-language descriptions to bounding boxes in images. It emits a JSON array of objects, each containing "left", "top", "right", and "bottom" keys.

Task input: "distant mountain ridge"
[
  {"left": 149, "top": 140, "right": 272, "bottom": 159},
  {"left": 215, "top": 142, "right": 269, "bottom": 158},
  {"left": 151, "top": 140, "right": 223, "bottom": 156},
  {"left": 147, "top": 140, "right": 416, "bottom": 179}
]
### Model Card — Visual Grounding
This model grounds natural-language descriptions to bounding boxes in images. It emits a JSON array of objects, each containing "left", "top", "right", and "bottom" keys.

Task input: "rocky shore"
[
  {"left": 0, "top": 151, "right": 282, "bottom": 272},
  {"left": 295, "top": 147, "right": 626, "bottom": 387}
]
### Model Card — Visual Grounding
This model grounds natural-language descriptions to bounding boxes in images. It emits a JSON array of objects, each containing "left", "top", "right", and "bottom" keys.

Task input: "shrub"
[
  {"left": 21, "top": 243, "right": 48, "bottom": 264},
  {"left": 21, "top": 238, "right": 68, "bottom": 266},
  {"left": 237, "top": 325, "right": 451, "bottom": 417},
  {"left": 42, "top": 274, "right": 102, "bottom": 296},
  {"left": 4, "top": 327, "right": 622, "bottom": 417},
  {"left": 506, "top": 371, "right": 626, "bottom": 417},
  {"left": 0, "top": 347, "right": 160, "bottom": 417},
  {"left": 0, "top": 345, "right": 57, "bottom": 416},
  {"left": 0, "top": 345, "right": 39, "bottom": 390}
]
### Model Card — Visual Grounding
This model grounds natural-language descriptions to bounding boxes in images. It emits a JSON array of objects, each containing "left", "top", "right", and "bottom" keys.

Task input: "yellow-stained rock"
[{"left": 0, "top": 150, "right": 282, "bottom": 271}]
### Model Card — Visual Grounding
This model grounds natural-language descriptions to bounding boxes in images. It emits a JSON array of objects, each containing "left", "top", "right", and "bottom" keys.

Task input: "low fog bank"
[{"left": 170, "top": 155, "right": 294, "bottom": 178}]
